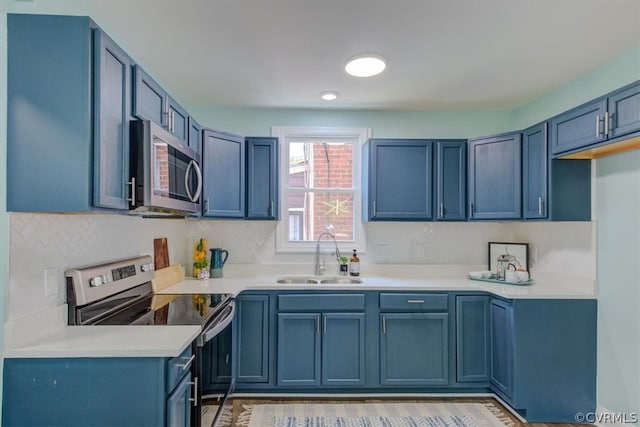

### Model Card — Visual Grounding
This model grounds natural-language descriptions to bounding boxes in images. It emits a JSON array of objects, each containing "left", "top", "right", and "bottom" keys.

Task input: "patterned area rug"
[{"left": 238, "top": 403, "right": 513, "bottom": 427}]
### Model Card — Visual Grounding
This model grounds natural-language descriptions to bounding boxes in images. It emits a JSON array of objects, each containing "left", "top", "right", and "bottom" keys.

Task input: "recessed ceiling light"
[
  {"left": 320, "top": 90, "right": 339, "bottom": 101},
  {"left": 345, "top": 54, "right": 386, "bottom": 77}
]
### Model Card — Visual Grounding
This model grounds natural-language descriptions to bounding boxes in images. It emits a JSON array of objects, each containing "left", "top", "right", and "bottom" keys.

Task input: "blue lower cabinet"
[
  {"left": 277, "top": 313, "right": 322, "bottom": 387},
  {"left": 456, "top": 296, "right": 490, "bottom": 383},
  {"left": 321, "top": 313, "right": 366, "bottom": 386},
  {"left": 489, "top": 298, "right": 514, "bottom": 399},
  {"left": 236, "top": 295, "right": 270, "bottom": 383},
  {"left": 166, "top": 372, "right": 192, "bottom": 427},
  {"left": 2, "top": 355, "right": 192, "bottom": 427},
  {"left": 380, "top": 313, "right": 449, "bottom": 386}
]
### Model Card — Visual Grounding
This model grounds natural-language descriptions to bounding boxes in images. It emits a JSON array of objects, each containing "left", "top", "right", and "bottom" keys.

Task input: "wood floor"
[{"left": 210, "top": 396, "right": 591, "bottom": 426}]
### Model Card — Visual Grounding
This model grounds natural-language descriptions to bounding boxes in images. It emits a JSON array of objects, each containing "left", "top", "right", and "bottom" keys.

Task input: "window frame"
[{"left": 272, "top": 126, "right": 370, "bottom": 253}]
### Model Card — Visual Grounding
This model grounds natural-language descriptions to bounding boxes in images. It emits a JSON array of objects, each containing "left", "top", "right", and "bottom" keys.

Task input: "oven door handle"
[{"left": 199, "top": 300, "right": 235, "bottom": 347}]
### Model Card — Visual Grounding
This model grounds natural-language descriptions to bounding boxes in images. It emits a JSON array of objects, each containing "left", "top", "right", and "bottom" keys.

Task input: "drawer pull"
[
  {"left": 407, "top": 299, "right": 425, "bottom": 304},
  {"left": 176, "top": 354, "right": 195, "bottom": 371}
]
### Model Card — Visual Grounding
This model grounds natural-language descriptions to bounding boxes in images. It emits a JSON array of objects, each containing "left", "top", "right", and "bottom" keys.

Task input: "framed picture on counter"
[{"left": 488, "top": 242, "right": 529, "bottom": 273}]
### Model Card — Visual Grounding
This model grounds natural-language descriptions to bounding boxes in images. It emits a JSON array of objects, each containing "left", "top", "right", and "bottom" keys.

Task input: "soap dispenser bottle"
[{"left": 349, "top": 249, "right": 360, "bottom": 277}]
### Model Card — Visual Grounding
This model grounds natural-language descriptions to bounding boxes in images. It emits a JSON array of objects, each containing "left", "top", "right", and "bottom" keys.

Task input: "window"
[{"left": 272, "top": 126, "right": 370, "bottom": 253}]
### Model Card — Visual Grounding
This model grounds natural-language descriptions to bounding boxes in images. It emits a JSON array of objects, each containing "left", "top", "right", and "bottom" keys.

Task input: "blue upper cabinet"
[
  {"left": 435, "top": 141, "right": 467, "bottom": 221},
  {"left": 468, "top": 132, "right": 522, "bottom": 220},
  {"left": 188, "top": 117, "right": 202, "bottom": 155},
  {"left": 608, "top": 81, "right": 640, "bottom": 139},
  {"left": 550, "top": 80, "right": 640, "bottom": 156},
  {"left": 522, "top": 123, "right": 548, "bottom": 219},
  {"left": 368, "top": 139, "right": 433, "bottom": 220},
  {"left": 7, "top": 14, "right": 131, "bottom": 212},
  {"left": 133, "top": 65, "right": 190, "bottom": 143},
  {"left": 550, "top": 98, "right": 607, "bottom": 155},
  {"left": 246, "top": 137, "right": 279, "bottom": 220},
  {"left": 202, "top": 129, "right": 246, "bottom": 218},
  {"left": 92, "top": 29, "right": 134, "bottom": 210}
]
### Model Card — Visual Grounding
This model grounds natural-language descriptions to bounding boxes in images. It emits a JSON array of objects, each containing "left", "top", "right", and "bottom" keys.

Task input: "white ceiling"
[{"left": 87, "top": 0, "right": 640, "bottom": 111}]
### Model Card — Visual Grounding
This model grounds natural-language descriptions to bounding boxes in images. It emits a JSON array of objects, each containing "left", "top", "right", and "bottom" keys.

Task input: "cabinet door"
[
  {"left": 468, "top": 133, "right": 522, "bottom": 220},
  {"left": 456, "top": 296, "right": 489, "bottom": 383},
  {"left": 322, "top": 313, "right": 365, "bottom": 386},
  {"left": 246, "top": 137, "right": 279, "bottom": 219},
  {"left": 277, "top": 313, "right": 321, "bottom": 387},
  {"left": 166, "top": 372, "right": 192, "bottom": 427},
  {"left": 202, "top": 323, "right": 233, "bottom": 392},
  {"left": 236, "top": 295, "right": 270, "bottom": 383},
  {"left": 132, "top": 65, "right": 167, "bottom": 126},
  {"left": 608, "top": 82, "right": 640, "bottom": 139},
  {"left": 167, "top": 95, "right": 189, "bottom": 143},
  {"left": 435, "top": 141, "right": 467, "bottom": 221},
  {"left": 188, "top": 117, "right": 202, "bottom": 155},
  {"left": 202, "top": 130, "right": 246, "bottom": 218},
  {"left": 490, "top": 298, "right": 513, "bottom": 400},
  {"left": 380, "top": 313, "right": 448, "bottom": 386},
  {"left": 550, "top": 99, "right": 607, "bottom": 155},
  {"left": 92, "top": 29, "right": 133, "bottom": 210},
  {"left": 369, "top": 139, "right": 433, "bottom": 220},
  {"left": 523, "top": 123, "right": 548, "bottom": 219}
]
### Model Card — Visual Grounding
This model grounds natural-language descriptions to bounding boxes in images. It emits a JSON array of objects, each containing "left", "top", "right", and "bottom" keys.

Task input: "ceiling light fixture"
[
  {"left": 345, "top": 54, "right": 386, "bottom": 77},
  {"left": 320, "top": 90, "right": 339, "bottom": 101}
]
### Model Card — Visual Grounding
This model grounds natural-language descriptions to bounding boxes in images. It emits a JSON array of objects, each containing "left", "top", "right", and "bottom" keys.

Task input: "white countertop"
[{"left": 4, "top": 264, "right": 595, "bottom": 359}]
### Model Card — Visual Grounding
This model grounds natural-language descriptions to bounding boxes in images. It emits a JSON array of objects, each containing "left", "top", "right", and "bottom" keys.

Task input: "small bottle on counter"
[{"left": 349, "top": 249, "right": 360, "bottom": 276}]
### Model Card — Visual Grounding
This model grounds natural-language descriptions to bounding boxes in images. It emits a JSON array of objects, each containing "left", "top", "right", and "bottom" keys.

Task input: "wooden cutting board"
[
  {"left": 153, "top": 237, "right": 170, "bottom": 270},
  {"left": 151, "top": 264, "right": 184, "bottom": 293}
]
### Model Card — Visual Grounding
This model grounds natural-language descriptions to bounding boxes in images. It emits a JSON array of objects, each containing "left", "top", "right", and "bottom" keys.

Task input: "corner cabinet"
[
  {"left": 368, "top": 139, "right": 433, "bottom": 220},
  {"left": 246, "top": 137, "right": 279, "bottom": 220},
  {"left": 435, "top": 140, "right": 467, "bottom": 220},
  {"left": 235, "top": 294, "right": 271, "bottom": 384},
  {"left": 489, "top": 298, "right": 513, "bottom": 399},
  {"left": 522, "top": 124, "right": 548, "bottom": 219},
  {"left": 468, "top": 132, "right": 522, "bottom": 220},
  {"left": 201, "top": 129, "right": 246, "bottom": 218},
  {"left": 456, "top": 296, "right": 489, "bottom": 383},
  {"left": 8, "top": 14, "right": 132, "bottom": 212}
]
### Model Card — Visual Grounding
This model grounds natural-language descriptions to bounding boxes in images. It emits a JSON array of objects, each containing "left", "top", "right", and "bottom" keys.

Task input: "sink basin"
[
  {"left": 275, "top": 275, "right": 363, "bottom": 285},
  {"left": 276, "top": 277, "right": 318, "bottom": 284},
  {"left": 319, "top": 278, "right": 363, "bottom": 284}
]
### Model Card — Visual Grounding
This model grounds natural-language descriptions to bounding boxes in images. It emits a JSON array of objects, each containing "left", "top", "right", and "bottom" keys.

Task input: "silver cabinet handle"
[
  {"left": 538, "top": 197, "right": 543, "bottom": 216},
  {"left": 316, "top": 315, "right": 320, "bottom": 334},
  {"left": 382, "top": 315, "right": 386, "bottom": 334},
  {"left": 270, "top": 200, "right": 274, "bottom": 217},
  {"left": 169, "top": 110, "right": 174, "bottom": 133},
  {"left": 162, "top": 110, "right": 170, "bottom": 129},
  {"left": 373, "top": 201, "right": 377, "bottom": 217},
  {"left": 323, "top": 316, "right": 327, "bottom": 334},
  {"left": 177, "top": 354, "right": 195, "bottom": 371},
  {"left": 604, "top": 112, "right": 609, "bottom": 136},
  {"left": 469, "top": 202, "right": 474, "bottom": 217},
  {"left": 407, "top": 299, "right": 425, "bottom": 304},
  {"left": 225, "top": 353, "right": 229, "bottom": 365},
  {"left": 127, "top": 177, "right": 136, "bottom": 207},
  {"left": 188, "top": 376, "right": 198, "bottom": 406},
  {"left": 205, "top": 199, "right": 210, "bottom": 213},
  {"left": 596, "top": 115, "right": 601, "bottom": 138},
  {"left": 608, "top": 112, "right": 613, "bottom": 134},
  {"left": 439, "top": 202, "right": 444, "bottom": 219}
]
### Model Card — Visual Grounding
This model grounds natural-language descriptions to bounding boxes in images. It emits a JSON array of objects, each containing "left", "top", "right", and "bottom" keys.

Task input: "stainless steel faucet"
[{"left": 314, "top": 231, "right": 341, "bottom": 275}]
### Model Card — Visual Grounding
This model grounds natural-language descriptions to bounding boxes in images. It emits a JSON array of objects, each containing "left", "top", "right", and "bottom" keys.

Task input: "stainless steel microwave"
[{"left": 129, "top": 120, "right": 202, "bottom": 216}]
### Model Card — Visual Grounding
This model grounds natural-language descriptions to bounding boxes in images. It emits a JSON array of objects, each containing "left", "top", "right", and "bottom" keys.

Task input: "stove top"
[{"left": 65, "top": 256, "right": 231, "bottom": 326}]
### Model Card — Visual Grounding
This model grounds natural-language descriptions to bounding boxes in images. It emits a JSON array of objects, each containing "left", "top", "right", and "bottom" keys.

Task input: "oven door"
[{"left": 196, "top": 300, "right": 235, "bottom": 427}]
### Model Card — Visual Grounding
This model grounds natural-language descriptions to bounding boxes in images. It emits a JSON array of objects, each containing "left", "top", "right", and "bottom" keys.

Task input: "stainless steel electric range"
[{"left": 65, "top": 255, "right": 234, "bottom": 427}]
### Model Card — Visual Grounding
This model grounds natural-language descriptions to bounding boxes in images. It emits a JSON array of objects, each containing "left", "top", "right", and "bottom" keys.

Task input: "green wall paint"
[
  {"left": 513, "top": 47, "right": 640, "bottom": 130},
  {"left": 189, "top": 107, "right": 515, "bottom": 139},
  {"left": 596, "top": 151, "right": 640, "bottom": 420}
]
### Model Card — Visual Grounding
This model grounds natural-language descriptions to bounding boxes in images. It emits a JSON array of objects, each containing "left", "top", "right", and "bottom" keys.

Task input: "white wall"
[{"left": 595, "top": 151, "right": 640, "bottom": 419}]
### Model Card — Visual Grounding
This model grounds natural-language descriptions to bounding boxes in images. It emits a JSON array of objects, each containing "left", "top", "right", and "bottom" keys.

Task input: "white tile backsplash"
[{"left": 6, "top": 213, "right": 596, "bottom": 321}]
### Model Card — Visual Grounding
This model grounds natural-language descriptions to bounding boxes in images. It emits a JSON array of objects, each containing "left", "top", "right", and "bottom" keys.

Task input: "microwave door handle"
[
  {"left": 191, "top": 160, "right": 203, "bottom": 202},
  {"left": 184, "top": 160, "right": 202, "bottom": 203}
]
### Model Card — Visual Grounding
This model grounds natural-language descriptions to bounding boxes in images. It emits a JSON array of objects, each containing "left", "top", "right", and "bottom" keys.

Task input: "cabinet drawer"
[
  {"left": 278, "top": 294, "right": 365, "bottom": 311},
  {"left": 380, "top": 293, "right": 448, "bottom": 311},
  {"left": 166, "top": 345, "right": 194, "bottom": 393}
]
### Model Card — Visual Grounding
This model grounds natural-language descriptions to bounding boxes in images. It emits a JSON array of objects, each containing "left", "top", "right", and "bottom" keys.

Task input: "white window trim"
[{"left": 272, "top": 126, "right": 371, "bottom": 253}]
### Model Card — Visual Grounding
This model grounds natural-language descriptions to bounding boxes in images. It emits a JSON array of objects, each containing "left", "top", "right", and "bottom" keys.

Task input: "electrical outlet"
[{"left": 44, "top": 267, "right": 59, "bottom": 297}]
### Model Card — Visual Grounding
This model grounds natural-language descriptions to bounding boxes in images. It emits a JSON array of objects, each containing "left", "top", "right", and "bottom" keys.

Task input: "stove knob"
[
  {"left": 90, "top": 276, "right": 103, "bottom": 287},
  {"left": 101, "top": 274, "right": 111, "bottom": 283}
]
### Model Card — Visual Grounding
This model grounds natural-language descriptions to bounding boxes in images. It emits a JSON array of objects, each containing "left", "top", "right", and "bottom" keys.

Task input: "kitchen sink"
[{"left": 275, "top": 276, "right": 363, "bottom": 285}]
